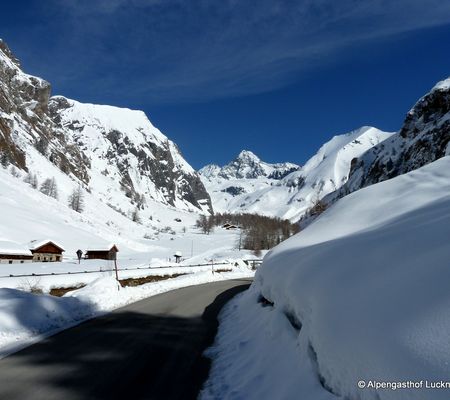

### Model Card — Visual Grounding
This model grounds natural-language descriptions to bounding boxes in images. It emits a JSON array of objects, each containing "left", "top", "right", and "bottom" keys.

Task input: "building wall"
[
  {"left": 32, "top": 253, "right": 62, "bottom": 262},
  {"left": 86, "top": 250, "right": 117, "bottom": 260},
  {"left": 0, "top": 258, "right": 33, "bottom": 264}
]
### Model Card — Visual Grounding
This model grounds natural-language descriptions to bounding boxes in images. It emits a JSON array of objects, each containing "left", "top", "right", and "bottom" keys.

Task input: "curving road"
[{"left": 0, "top": 279, "right": 251, "bottom": 400}]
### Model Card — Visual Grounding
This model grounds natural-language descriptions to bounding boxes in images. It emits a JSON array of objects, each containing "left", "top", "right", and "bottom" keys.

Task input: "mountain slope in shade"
[{"left": 200, "top": 127, "right": 393, "bottom": 221}]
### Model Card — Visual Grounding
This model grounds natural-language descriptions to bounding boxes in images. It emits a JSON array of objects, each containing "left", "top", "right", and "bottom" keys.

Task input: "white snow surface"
[
  {"left": 203, "top": 156, "right": 450, "bottom": 400},
  {"left": 0, "top": 241, "right": 32, "bottom": 256},
  {"left": 200, "top": 127, "right": 393, "bottom": 221}
]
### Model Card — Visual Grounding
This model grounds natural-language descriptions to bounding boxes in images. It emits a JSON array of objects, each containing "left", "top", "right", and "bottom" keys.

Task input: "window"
[
  {"left": 20, "top": 261, "right": 24, "bottom": 264},
  {"left": 8, "top": 261, "right": 12, "bottom": 264}
]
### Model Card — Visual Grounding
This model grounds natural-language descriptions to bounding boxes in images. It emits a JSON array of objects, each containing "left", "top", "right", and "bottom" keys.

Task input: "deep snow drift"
[{"left": 203, "top": 156, "right": 450, "bottom": 400}]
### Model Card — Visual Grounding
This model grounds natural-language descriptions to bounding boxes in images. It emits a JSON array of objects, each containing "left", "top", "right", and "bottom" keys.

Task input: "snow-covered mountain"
[
  {"left": 48, "top": 96, "right": 211, "bottom": 213},
  {"left": 199, "top": 127, "right": 393, "bottom": 221},
  {"left": 330, "top": 77, "right": 450, "bottom": 200},
  {"left": 0, "top": 38, "right": 212, "bottom": 217},
  {"left": 200, "top": 150, "right": 300, "bottom": 181}
]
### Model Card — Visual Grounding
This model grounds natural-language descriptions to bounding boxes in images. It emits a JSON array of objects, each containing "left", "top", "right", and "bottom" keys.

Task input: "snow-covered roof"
[
  {"left": 28, "top": 239, "right": 65, "bottom": 252},
  {"left": 0, "top": 240, "right": 32, "bottom": 256}
]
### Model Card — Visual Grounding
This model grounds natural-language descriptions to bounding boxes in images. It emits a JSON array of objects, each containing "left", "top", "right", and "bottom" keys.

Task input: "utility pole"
[{"left": 114, "top": 258, "right": 120, "bottom": 291}]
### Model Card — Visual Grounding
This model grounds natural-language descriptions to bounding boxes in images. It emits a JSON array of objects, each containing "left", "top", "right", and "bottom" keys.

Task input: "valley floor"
[{"left": 0, "top": 227, "right": 259, "bottom": 358}]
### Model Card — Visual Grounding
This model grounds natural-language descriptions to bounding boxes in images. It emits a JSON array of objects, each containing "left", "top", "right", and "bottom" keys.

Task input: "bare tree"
[
  {"left": 24, "top": 172, "right": 38, "bottom": 189},
  {"left": 196, "top": 215, "right": 214, "bottom": 235},
  {"left": 40, "top": 177, "right": 58, "bottom": 199},
  {"left": 131, "top": 207, "right": 141, "bottom": 223},
  {"left": 9, "top": 166, "right": 20, "bottom": 178},
  {"left": 68, "top": 186, "right": 85, "bottom": 213},
  {"left": 0, "top": 152, "right": 8, "bottom": 168}
]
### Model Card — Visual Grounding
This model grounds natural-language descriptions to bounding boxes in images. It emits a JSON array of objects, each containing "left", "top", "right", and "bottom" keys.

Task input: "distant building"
[
  {"left": 222, "top": 223, "right": 238, "bottom": 230},
  {"left": 29, "top": 240, "right": 65, "bottom": 262},
  {"left": 85, "top": 244, "right": 119, "bottom": 260},
  {"left": 0, "top": 240, "right": 33, "bottom": 264}
]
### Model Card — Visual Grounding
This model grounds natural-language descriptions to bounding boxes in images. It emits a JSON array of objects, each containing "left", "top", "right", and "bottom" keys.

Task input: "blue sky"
[{"left": 2, "top": 0, "right": 450, "bottom": 168}]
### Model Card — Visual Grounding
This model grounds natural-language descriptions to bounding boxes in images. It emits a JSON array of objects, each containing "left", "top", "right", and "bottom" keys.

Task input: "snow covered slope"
[
  {"left": 0, "top": 161, "right": 190, "bottom": 255},
  {"left": 0, "top": 38, "right": 211, "bottom": 216},
  {"left": 200, "top": 127, "right": 392, "bottom": 221},
  {"left": 205, "top": 155, "right": 450, "bottom": 400},
  {"left": 49, "top": 96, "right": 211, "bottom": 213}
]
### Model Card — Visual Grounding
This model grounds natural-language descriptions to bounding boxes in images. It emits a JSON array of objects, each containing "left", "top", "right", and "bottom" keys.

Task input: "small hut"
[
  {"left": 0, "top": 240, "right": 33, "bottom": 264},
  {"left": 29, "top": 240, "right": 65, "bottom": 262},
  {"left": 85, "top": 244, "right": 119, "bottom": 260}
]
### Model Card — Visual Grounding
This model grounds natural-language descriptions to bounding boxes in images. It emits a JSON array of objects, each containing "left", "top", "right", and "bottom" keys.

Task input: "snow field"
[{"left": 204, "top": 156, "right": 450, "bottom": 400}]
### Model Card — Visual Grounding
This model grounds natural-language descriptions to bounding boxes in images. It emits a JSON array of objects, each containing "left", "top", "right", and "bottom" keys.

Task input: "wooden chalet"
[
  {"left": 85, "top": 244, "right": 119, "bottom": 260},
  {"left": 0, "top": 240, "right": 33, "bottom": 264},
  {"left": 29, "top": 240, "right": 65, "bottom": 262}
]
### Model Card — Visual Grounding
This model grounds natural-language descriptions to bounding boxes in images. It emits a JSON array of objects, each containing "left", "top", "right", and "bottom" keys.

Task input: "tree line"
[{"left": 196, "top": 212, "right": 300, "bottom": 252}]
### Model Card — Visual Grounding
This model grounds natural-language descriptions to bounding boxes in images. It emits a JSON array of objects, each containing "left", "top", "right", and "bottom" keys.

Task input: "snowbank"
[
  {"left": 204, "top": 156, "right": 450, "bottom": 400},
  {"left": 0, "top": 264, "right": 254, "bottom": 359},
  {"left": 0, "top": 288, "right": 93, "bottom": 358}
]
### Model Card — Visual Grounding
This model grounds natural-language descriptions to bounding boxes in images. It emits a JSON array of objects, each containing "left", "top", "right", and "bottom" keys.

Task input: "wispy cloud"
[{"left": 31, "top": 0, "right": 450, "bottom": 103}]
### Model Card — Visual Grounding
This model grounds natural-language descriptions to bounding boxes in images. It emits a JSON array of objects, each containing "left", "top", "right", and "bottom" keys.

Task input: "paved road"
[{"left": 0, "top": 279, "right": 251, "bottom": 400}]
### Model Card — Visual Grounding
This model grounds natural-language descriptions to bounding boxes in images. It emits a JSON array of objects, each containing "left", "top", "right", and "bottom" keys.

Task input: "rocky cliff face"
[
  {"left": 333, "top": 78, "right": 450, "bottom": 197},
  {"left": 0, "top": 39, "right": 212, "bottom": 214},
  {"left": 0, "top": 39, "right": 89, "bottom": 181}
]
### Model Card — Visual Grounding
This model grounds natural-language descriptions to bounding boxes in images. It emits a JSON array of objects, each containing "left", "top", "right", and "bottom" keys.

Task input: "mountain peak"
[
  {"left": 236, "top": 150, "right": 260, "bottom": 162},
  {"left": 199, "top": 150, "right": 300, "bottom": 181}
]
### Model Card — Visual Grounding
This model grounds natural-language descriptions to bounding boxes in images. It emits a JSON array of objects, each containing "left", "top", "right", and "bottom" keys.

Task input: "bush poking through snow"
[{"left": 18, "top": 278, "right": 44, "bottom": 295}]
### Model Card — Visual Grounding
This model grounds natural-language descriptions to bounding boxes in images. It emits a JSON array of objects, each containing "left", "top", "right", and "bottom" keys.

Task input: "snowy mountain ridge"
[
  {"left": 200, "top": 126, "right": 393, "bottom": 221},
  {"left": 49, "top": 96, "right": 211, "bottom": 213},
  {"left": 0, "top": 38, "right": 212, "bottom": 217},
  {"left": 324, "top": 75, "right": 450, "bottom": 207},
  {"left": 199, "top": 150, "right": 300, "bottom": 180}
]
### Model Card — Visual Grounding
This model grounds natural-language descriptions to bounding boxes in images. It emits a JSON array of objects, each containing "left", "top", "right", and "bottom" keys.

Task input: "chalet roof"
[
  {"left": 0, "top": 240, "right": 32, "bottom": 256},
  {"left": 85, "top": 244, "right": 119, "bottom": 252},
  {"left": 28, "top": 239, "right": 65, "bottom": 252}
]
